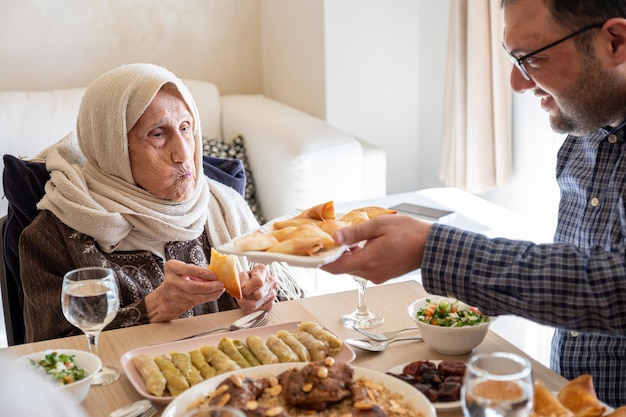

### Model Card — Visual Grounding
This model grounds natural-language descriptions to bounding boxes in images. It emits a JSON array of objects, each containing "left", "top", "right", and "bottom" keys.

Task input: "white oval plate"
[
  {"left": 216, "top": 211, "right": 349, "bottom": 268},
  {"left": 163, "top": 363, "right": 437, "bottom": 417},
  {"left": 388, "top": 360, "right": 462, "bottom": 412}
]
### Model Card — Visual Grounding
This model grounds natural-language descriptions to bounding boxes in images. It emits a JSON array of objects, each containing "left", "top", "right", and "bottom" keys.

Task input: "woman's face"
[{"left": 127, "top": 85, "right": 197, "bottom": 202}]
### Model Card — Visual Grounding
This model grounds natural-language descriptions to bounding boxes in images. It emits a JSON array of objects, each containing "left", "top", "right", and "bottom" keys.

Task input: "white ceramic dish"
[
  {"left": 216, "top": 211, "right": 349, "bottom": 267},
  {"left": 120, "top": 321, "right": 356, "bottom": 404},
  {"left": 15, "top": 349, "right": 102, "bottom": 404},
  {"left": 388, "top": 360, "right": 462, "bottom": 412},
  {"left": 162, "top": 362, "right": 437, "bottom": 417},
  {"left": 407, "top": 297, "right": 493, "bottom": 355}
]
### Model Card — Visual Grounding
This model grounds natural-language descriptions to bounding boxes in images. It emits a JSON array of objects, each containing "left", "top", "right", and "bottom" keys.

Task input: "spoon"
[
  {"left": 169, "top": 310, "right": 269, "bottom": 342},
  {"left": 345, "top": 336, "right": 423, "bottom": 352},
  {"left": 109, "top": 400, "right": 156, "bottom": 417}
]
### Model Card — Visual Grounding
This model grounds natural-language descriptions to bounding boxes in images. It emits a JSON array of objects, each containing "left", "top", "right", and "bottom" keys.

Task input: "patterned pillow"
[{"left": 202, "top": 135, "right": 265, "bottom": 224}]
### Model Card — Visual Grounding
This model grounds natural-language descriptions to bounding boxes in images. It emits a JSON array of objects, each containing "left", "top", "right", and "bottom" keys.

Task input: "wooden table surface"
[{"left": 1, "top": 280, "right": 567, "bottom": 416}]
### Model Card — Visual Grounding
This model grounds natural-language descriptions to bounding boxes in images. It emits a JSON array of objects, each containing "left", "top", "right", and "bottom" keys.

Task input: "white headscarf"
[
  {"left": 37, "top": 63, "right": 212, "bottom": 250},
  {"left": 35, "top": 64, "right": 304, "bottom": 299}
]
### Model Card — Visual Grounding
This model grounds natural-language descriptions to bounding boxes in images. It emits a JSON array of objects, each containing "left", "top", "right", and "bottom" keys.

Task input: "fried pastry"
[
  {"left": 557, "top": 375, "right": 606, "bottom": 417},
  {"left": 272, "top": 216, "right": 321, "bottom": 230},
  {"left": 533, "top": 380, "right": 574, "bottom": 417},
  {"left": 266, "top": 237, "right": 324, "bottom": 256},
  {"left": 280, "top": 223, "right": 336, "bottom": 248},
  {"left": 339, "top": 210, "right": 370, "bottom": 225},
  {"left": 297, "top": 201, "right": 335, "bottom": 220},
  {"left": 234, "top": 230, "right": 279, "bottom": 251},
  {"left": 350, "top": 206, "right": 397, "bottom": 218},
  {"left": 270, "top": 226, "right": 298, "bottom": 241},
  {"left": 317, "top": 219, "right": 350, "bottom": 236},
  {"left": 208, "top": 248, "right": 242, "bottom": 299}
]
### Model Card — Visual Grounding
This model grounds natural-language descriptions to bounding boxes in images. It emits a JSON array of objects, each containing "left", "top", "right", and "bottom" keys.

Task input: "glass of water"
[
  {"left": 61, "top": 266, "right": 120, "bottom": 386},
  {"left": 462, "top": 352, "right": 534, "bottom": 417}
]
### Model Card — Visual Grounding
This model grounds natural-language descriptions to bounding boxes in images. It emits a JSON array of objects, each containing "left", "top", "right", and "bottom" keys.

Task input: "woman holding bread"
[{"left": 19, "top": 63, "right": 303, "bottom": 343}]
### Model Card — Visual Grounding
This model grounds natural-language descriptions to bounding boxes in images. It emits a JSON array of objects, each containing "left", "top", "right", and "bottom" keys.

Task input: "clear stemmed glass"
[
  {"left": 340, "top": 275, "right": 384, "bottom": 329},
  {"left": 61, "top": 266, "right": 120, "bottom": 386},
  {"left": 462, "top": 352, "right": 534, "bottom": 417}
]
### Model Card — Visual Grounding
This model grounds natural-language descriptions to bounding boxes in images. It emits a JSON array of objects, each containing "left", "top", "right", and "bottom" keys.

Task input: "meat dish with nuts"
[{"left": 187, "top": 358, "right": 425, "bottom": 417}]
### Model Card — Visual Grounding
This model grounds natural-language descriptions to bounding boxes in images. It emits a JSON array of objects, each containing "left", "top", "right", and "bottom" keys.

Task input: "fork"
[
  {"left": 173, "top": 315, "right": 269, "bottom": 341},
  {"left": 352, "top": 325, "right": 420, "bottom": 341},
  {"left": 141, "top": 405, "right": 157, "bottom": 417},
  {"left": 108, "top": 399, "right": 156, "bottom": 417}
]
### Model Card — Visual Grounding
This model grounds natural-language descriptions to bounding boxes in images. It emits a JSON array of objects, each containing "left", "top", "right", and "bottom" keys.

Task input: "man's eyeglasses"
[{"left": 502, "top": 22, "right": 604, "bottom": 80}]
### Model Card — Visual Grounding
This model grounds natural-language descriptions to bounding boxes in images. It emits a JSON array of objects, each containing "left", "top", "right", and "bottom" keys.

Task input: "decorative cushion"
[{"left": 202, "top": 135, "right": 265, "bottom": 224}]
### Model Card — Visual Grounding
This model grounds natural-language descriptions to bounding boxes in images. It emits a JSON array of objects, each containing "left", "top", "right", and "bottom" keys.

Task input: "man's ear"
[{"left": 602, "top": 18, "right": 626, "bottom": 65}]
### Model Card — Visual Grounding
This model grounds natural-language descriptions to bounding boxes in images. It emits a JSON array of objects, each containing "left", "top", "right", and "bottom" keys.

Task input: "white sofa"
[{"left": 0, "top": 79, "right": 386, "bottom": 221}]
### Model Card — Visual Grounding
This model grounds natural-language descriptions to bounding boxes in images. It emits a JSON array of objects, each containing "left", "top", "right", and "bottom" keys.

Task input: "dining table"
[{"left": 1, "top": 280, "right": 567, "bottom": 416}]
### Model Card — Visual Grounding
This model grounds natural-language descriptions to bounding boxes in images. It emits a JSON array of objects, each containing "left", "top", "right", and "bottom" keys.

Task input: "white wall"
[
  {"left": 260, "top": 0, "right": 326, "bottom": 119},
  {"left": 0, "top": 0, "right": 263, "bottom": 94},
  {"left": 323, "top": 0, "right": 421, "bottom": 194},
  {"left": 261, "top": 0, "right": 434, "bottom": 194}
]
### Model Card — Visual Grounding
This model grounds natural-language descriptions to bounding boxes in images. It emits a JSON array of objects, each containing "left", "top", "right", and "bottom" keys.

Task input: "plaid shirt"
[{"left": 422, "top": 126, "right": 626, "bottom": 407}]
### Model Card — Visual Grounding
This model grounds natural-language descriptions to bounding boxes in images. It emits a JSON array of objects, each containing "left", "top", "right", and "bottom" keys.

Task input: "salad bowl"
[
  {"left": 15, "top": 349, "right": 101, "bottom": 404},
  {"left": 408, "top": 297, "right": 494, "bottom": 355}
]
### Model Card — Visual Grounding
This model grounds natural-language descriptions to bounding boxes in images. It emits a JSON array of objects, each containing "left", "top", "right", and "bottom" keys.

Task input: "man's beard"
[{"left": 549, "top": 53, "right": 626, "bottom": 136}]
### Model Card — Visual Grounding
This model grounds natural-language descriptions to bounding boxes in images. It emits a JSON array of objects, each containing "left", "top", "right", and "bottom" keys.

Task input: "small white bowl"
[
  {"left": 16, "top": 349, "right": 101, "bottom": 403},
  {"left": 408, "top": 297, "right": 493, "bottom": 355}
]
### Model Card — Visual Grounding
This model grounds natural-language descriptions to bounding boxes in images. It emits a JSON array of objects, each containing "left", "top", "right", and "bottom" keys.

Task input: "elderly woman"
[{"left": 19, "top": 63, "right": 303, "bottom": 343}]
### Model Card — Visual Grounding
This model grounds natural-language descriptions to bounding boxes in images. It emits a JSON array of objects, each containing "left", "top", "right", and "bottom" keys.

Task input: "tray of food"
[
  {"left": 120, "top": 321, "right": 356, "bottom": 404},
  {"left": 216, "top": 201, "right": 397, "bottom": 267},
  {"left": 162, "top": 359, "right": 437, "bottom": 417}
]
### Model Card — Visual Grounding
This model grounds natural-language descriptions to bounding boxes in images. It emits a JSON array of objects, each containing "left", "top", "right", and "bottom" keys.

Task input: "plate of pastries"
[
  {"left": 217, "top": 201, "right": 397, "bottom": 267},
  {"left": 120, "top": 321, "right": 355, "bottom": 404}
]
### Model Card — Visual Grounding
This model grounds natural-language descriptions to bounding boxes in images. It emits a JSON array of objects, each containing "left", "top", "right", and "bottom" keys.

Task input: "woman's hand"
[
  {"left": 144, "top": 259, "right": 226, "bottom": 322},
  {"left": 237, "top": 264, "right": 277, "bottom": 313}
]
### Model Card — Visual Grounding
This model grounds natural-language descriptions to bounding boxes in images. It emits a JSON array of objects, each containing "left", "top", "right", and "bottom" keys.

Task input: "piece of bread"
[
  {"left": 557, "top": 375, "right": 606, "bottom": 417},
  {"left": 533, "top": 380, "right": 574, "bottom": 417},
  {"left": 207, "top": 248, "right": 242, "bottom": 299}
]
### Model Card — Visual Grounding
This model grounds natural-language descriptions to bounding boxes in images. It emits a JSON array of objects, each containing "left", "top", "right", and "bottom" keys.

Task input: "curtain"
[{"left": 439, "top": 0, "right": 512, "bottom": 193}]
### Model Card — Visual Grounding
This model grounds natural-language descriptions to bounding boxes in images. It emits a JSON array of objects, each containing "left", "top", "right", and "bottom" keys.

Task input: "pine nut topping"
[
  {"left": 317, "top": 366, "right": 328, "bottom": 378},
  {"left": 264, "top": 406, "right": 285, "bottom": 416}
]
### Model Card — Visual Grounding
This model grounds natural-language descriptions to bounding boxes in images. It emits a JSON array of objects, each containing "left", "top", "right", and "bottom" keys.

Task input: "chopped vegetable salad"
[
  {"left": 416, "top": 298, "right": 489, "bottom": 327},
  {"left": 30, "top": 351, "right": 86, "bottom": 385}
]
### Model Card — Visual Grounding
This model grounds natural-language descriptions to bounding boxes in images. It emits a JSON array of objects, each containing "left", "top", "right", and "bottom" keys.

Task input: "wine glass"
[
  {"left": 341, "top": 275, "right": 384, "bottom": 329},
  {"left": 61, "top": 266, "right": 120, "bottom": 386},
  {"left": 462, "top": 352, "right": 534, "bottom": 417}
]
